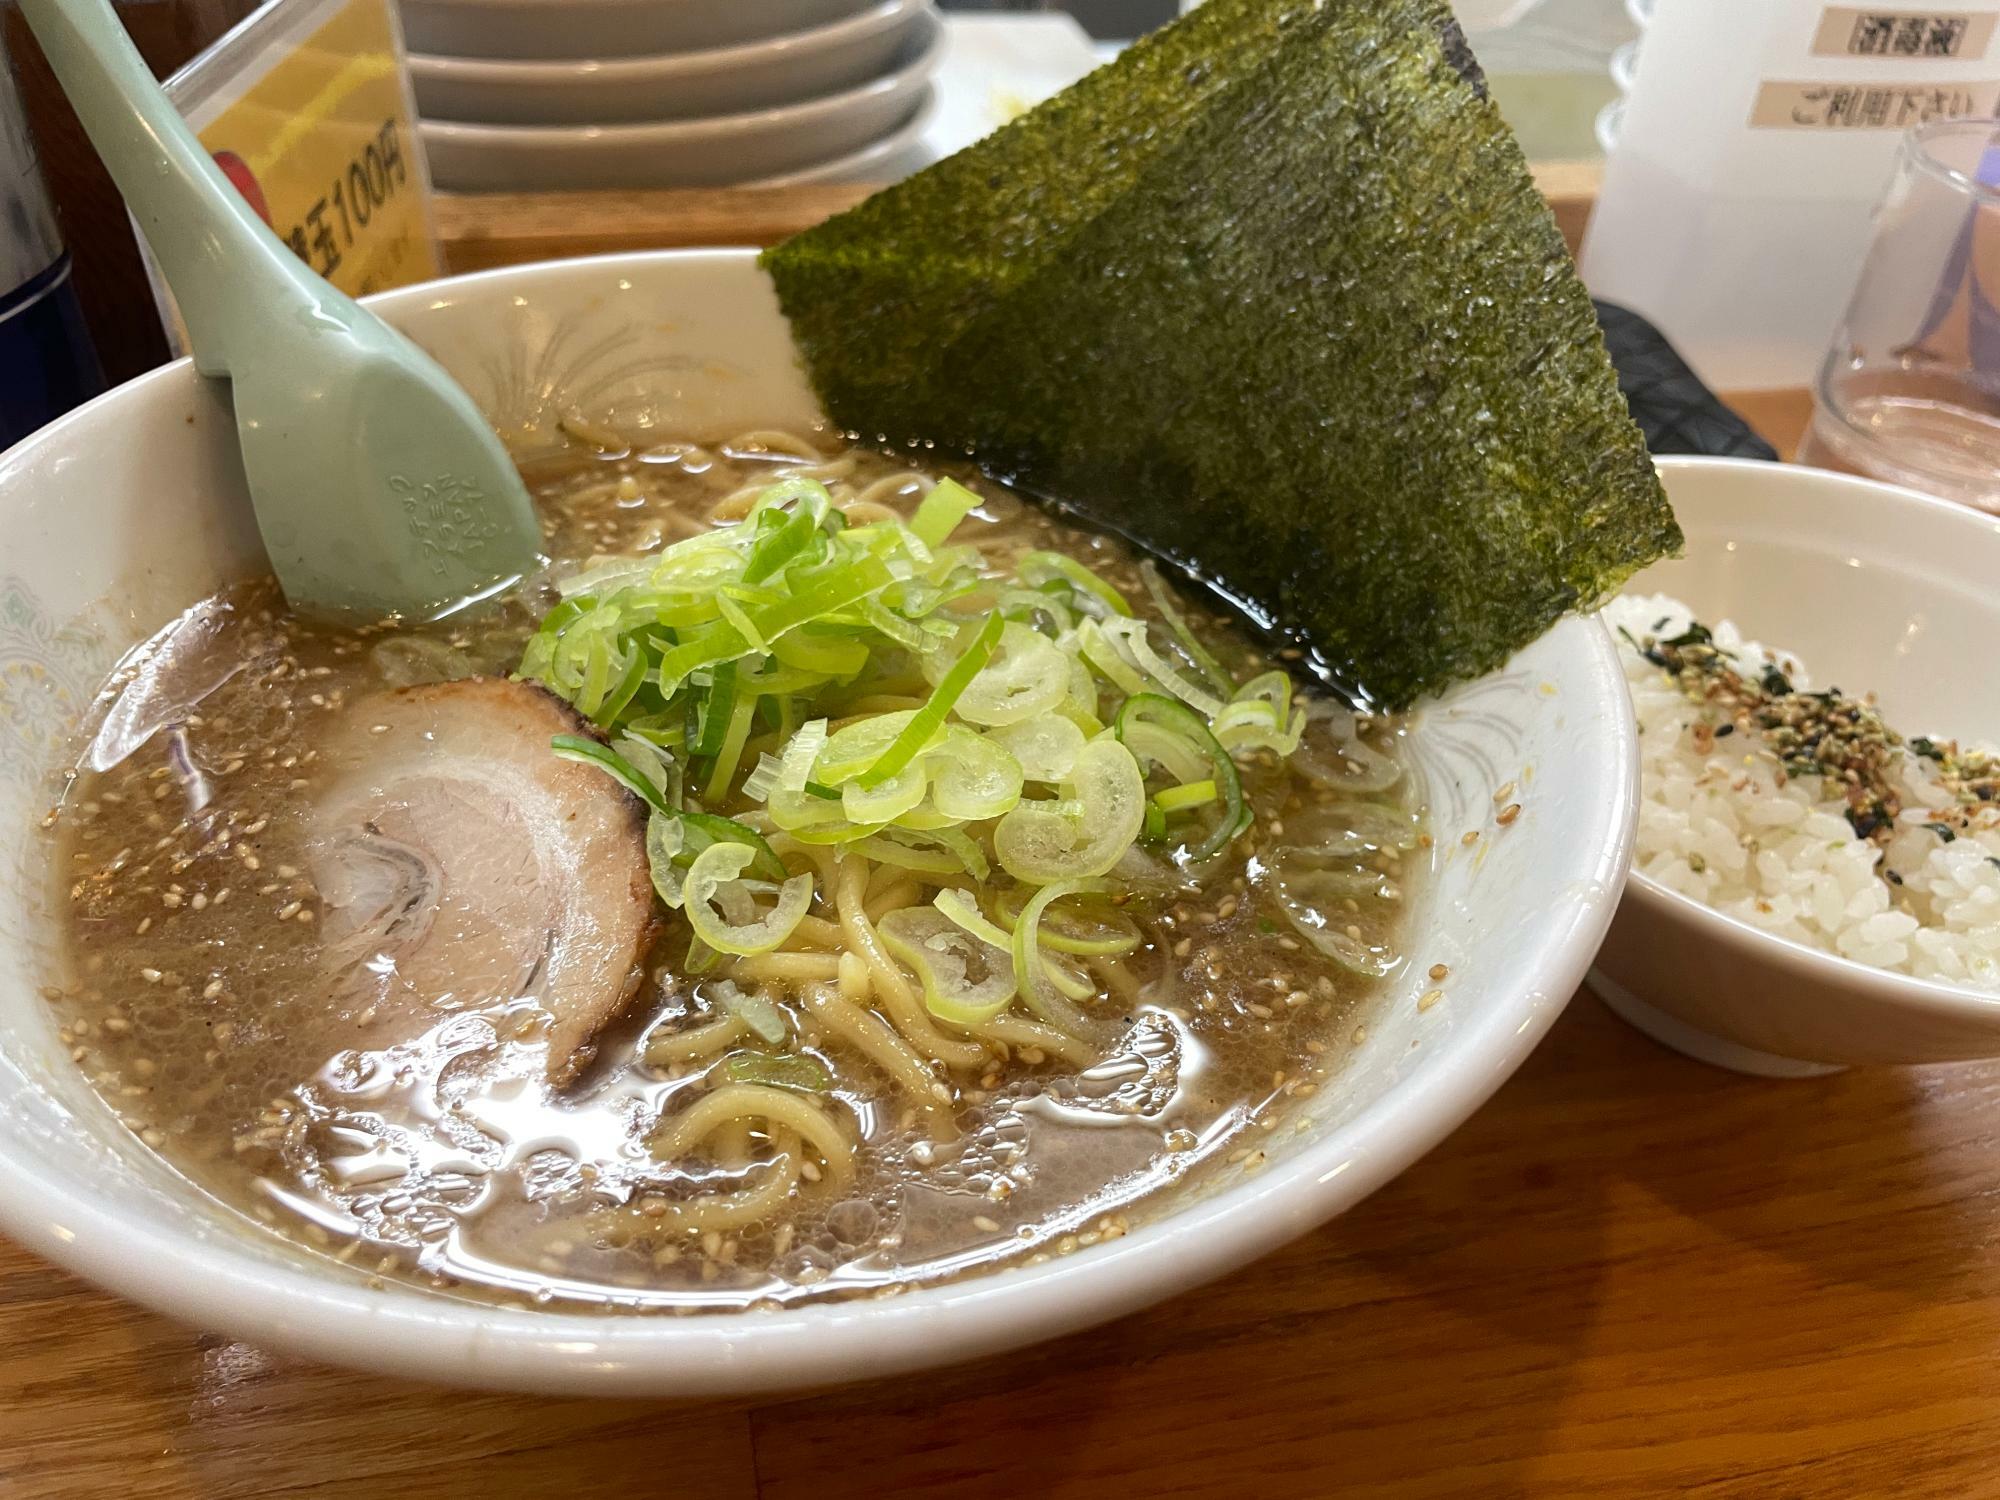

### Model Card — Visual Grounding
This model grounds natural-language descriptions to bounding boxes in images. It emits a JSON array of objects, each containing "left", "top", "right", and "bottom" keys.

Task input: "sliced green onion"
[
  {"left": 842, "top": 759, "right": 931, "bottom": 825},
  {"left": 940, "top": 888, "right": 1089, "bottom": 999},
  {"left": 750, "top": 555, "right": 897, "bottom": 640},
  {"left": 720, "top": 1050, "right": 831, "bottom": 1092},
  {"left": 770, "top": 629, "right": 868, "bottom": 678},
  {"left": 742, "top": 505, "right": 822, "bottom": 585},
  {"left": 857, "top": 612, "right": 1004, "bottom": 787},
  {"left": 714, "top": 592, "right": 768, "bottom": 653},
  {"left": 719, "top": 987, "right": 789, "bottom": 1044},
  {"left": 984, "top": 715, "right": 1085, "bottom": 781},
  {"left": 703, "top": 691, "right": 758, "bottom": 803},
  {"left": 677, "top": 811, "right": 789, "bottom": 882},
  {"left": 816, "top": 711, "right": 922, "bottom": 784},
  {"left": 552, "top": 733, "right": 669, "bottom": 812},
  {"left": 1209, "top": 671, "right": 1306, "bottom": 756},
  {"left": 1076, "top": 619, "right": 1147, "bottom": 696},
  {"left": 592, "top": 649, "right": 649, "bottom": 727},
  {"left": 878, "top": 906, "right": 1017, "bottom": 1024},
  {"left": 1138, "top": 561, "right": 1233, "bottom": 696},
  {"left": 861, "top": 597, "right": 934, "bottom": 651},
  {"left": 1102, "top": 617, "right": 1226, "bottom": 718},
  {"left": 658, "top": 623, "right": 747, "bottom": 694},
  {"left": 909, "top": 477, "right": 982, "bottom": 548},
  {"left": 612, "top": 734, "right": 680, "bottom": 809},
  {"left": 997, "top": 587, "right": 1074, "bottom": 637},
  {"left": 646, "top": 810, "right": 686, "bottom": 907},
  {"left": 932, "top": 887, "right": 1016, "bottom": 950},
  {"left": 1011, "top": 879, "right": 1107, "bottom": 1032},
  {"left": 992, "top": 886, "right": 1142, "bottom": 955},
  {"left": 993, "top": 737, "right": 1145, "bottom": 883},
  {"left": 947, "top": 621, "right": 1067, "bottom": 727},
  {"left": 741, "top": 752, "right": 787, "bottom": 803},
  {"left": 744, "top": 477, "right": 833, "bottom": 524},
  {"left": 683, "top": 842, "right": 813, "bottom": 956},
  {"left": 1153, "top": 778, "right": 1218, "bottom": 813},
  {"left": 854, "top": 826, "right": 992, "bottom": 882},
  {"left": 1019, "top": 551, "right": 1132, "bottom": 618},
  {"left": 1116, "top": 694, "right": 1247, "bottom": 861},
  {"left": 927, "top": 725, "right": 1025, "bottom": 823},
  {"left": 689, "top": 660, "right": 738, "bottom": 758},
  {"left": 777, "top": 718, "right": 828, "bottom": 794}
]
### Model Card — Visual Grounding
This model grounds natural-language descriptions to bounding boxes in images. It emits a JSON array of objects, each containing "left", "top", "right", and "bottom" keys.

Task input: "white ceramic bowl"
[
  {"left": 1593, "top": 456, "right": 2000, "bottom": 1075},
  {"left": 410, "top": 0, "right": 934, "bottom": 126},
  {"left": 419, "top": 26, "right": 940, "bottom": 191},
  {"left": 0, "top": 250, "right": 1636, "bottom": 1394},
  {"left": 398, "top": 0, "right": 875, "bottom": 62}
]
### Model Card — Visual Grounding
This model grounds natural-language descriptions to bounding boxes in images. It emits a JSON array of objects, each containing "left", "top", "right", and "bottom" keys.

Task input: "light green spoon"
[{"left": 17, "top": 0, "right": 541, "bottom": 620}]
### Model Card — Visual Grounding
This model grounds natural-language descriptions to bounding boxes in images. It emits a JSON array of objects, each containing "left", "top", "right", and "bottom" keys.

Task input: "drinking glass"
[{"left": 1801, "top": 118, "right": 2000, "bottom": 512}]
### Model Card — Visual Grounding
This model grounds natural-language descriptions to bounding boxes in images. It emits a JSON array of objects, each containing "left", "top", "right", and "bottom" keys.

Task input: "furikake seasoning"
[{"left": 1626, "top": 620, "right": 2000, "bottom": 848}]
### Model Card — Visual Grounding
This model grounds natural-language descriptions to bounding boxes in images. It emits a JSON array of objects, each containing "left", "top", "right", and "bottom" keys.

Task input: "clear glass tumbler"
[{"left": 1801, "top": 117, "right": 2000, "bottom": 512}]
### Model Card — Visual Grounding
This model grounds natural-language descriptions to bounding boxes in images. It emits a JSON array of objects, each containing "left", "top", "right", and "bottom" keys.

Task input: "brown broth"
[{"left": 42, "top": 432, "right": 1429, "bottom": 1312}]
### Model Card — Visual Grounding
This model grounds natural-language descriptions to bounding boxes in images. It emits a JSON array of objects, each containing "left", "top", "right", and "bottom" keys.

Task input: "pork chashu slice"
[{"left": 310, "top": 677, "right": 654, "bottom": 1084}]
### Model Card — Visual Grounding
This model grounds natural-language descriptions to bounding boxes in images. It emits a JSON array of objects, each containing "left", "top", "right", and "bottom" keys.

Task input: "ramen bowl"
[{"left": 0, "top": 250, "right": 1635, "bottom": 1394}]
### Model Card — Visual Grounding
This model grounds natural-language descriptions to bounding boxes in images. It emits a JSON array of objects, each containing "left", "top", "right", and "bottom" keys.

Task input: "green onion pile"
[{"left": 518, "top": 475, "right": 1309, "bottom": 974}]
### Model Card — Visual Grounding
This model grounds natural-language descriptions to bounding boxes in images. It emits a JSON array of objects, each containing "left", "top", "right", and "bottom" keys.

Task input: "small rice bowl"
[{"left": 1606, "top": 593, "right": 2000, "bottom": 992}]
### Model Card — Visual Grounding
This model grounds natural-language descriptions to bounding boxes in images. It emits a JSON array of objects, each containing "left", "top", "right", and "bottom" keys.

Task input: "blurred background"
[{"left": 939, "top": 0, "right": 1636, "bottom": 160}]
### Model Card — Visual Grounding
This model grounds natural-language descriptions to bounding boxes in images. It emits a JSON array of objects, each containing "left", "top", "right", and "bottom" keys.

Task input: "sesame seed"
[
  {"left": 1428, "top": 963, "right": 1450, "bottom": 981},
  {"left": 1496, "top": 802, "right": 1522, "bottom": 827},
  {"left": 139, "top": 968, "right": 163, "bottom": 984},
  {"left": 1493, "top": 781, "right": 1516, "bottom": 804},
  {"left": 1461, "top": 830, "right": 1479, "bottom": 846},
  {"left": 1419, "top": 989, "right": 1445, "bottom": 1012},
  {"left": 972, "top": 1215, "right": 1001, "bottom": 1233}
]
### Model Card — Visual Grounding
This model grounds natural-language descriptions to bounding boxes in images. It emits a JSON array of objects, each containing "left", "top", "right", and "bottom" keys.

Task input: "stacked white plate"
[{"left": 404, "top": 0, "right": 944, "bottom": 192}]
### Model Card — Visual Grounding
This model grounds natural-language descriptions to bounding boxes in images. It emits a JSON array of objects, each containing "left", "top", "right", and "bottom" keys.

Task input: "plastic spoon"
[{"left": 15, "top": 0, "right": 540, "bottom": 619}]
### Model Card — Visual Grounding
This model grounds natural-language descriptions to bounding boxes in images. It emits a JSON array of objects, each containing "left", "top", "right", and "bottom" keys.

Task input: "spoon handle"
[{"left": 15, "top": 0, "right": 335, "bottom": 378}]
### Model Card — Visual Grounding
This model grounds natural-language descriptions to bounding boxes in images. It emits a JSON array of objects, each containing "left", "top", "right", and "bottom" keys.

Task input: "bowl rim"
[
  {"left": 415, "top": 20, "right": 941, "bottom": 144},
  {"left": 407, "top": 0, "right": 928, "bottom": 86},
  {"left": 1622, "top": 454, "right": 2000, "bottom": 1021},
  {"left": 0, "top": 249, "right": 1638, "bottom": 1395}
]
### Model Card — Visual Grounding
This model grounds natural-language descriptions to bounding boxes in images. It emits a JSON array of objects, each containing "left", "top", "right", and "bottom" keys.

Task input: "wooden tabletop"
[
  {"left": 13, "top": 995, "right": 2000, "bottom": 1499},
  {"left": 7, "top": 181, "right": 1949, "bottom": 1500}
]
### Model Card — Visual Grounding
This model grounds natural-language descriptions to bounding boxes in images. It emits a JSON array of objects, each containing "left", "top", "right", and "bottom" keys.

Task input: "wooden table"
[{"left": 11, "top": 183, "right": 1973, "bottom": 1500}]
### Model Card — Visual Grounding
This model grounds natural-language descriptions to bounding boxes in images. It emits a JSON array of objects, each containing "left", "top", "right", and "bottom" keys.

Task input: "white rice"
[{"left": 1606, "top": 593, "right": 2000, "bottom": 990}]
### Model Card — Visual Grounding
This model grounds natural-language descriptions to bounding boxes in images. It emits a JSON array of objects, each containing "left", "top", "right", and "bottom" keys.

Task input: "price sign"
[{"left": 151, "top": 0, "right": 441, "bottom": 347}]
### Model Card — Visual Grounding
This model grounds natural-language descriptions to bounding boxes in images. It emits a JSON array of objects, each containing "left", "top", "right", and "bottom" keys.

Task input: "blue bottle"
[{"left": 0, "top": 32, "right": 103, "bottom": 452}]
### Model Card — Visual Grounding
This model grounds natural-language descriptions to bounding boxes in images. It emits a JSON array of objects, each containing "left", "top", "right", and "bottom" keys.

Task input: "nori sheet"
[{"left": 762, "top": 0, "right": 1679, "bottom": 708}]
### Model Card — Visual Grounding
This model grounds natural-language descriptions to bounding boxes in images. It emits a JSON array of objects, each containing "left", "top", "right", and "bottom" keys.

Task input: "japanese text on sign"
[
  {"left": 1752, "top": 77, "right": 2000, "bottom": 127},
  {"left": 1811, "top": 8, "right": 1997, "bottom": 60},
  {"left": 282, "top": 118, "right": 411, "bottom": 281}
]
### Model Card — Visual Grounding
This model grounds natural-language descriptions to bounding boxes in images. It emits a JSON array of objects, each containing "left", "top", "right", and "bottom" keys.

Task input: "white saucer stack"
[{"left": 401, "top": 0, "right": 943, "bottom": 192}]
